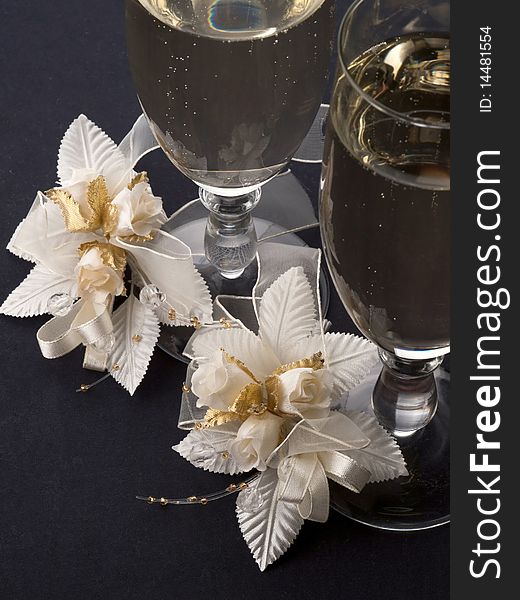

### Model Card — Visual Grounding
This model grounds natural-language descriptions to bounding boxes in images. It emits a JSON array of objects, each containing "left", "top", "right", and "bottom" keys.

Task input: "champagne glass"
[
  {"left": 320, "top": 0, "right": 450, "bottom": 529},
  {"left": 126, "top": 0, "right": 335, "bottom": 283}
]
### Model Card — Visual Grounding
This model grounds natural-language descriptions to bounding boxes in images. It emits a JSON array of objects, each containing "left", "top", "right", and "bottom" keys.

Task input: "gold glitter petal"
[
  {"left": 78, "top": 241, "right": 127, "bottom": 273},
  {"left": 86, "top": 176, "right": 111, "bottom": 231},
  {"left": 230, "top": 382, "right": 266, "bottom": 416},
  {"left": 202, "top": 408, "right": 242, "bottom": 429},
  {"left": 128, "top": 171, "right": 149, "bottom": 190},
  {"left": 272, "top": 352, "right": 324, "bottom": 376},
  {"left": 119, "top": 232, "right": 156, "bottom": 244},
  {"left": 103, "top": 202, "right": 120, "bottom": 239},
  {"left": 47, "top": 188, "right": 91, "bottom": 232},
  {"left": 221, "top": 350, "right": 260, "bottom": 384},
  {"left": 264, "top": 375, "right": 280, "bottom": 413},
  {"left": 47, "top": 175, "right": 118, "bottom": 237}
]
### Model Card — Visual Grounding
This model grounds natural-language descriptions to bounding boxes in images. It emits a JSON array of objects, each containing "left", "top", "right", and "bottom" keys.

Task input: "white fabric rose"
[
  {"left": 276, "top": 368, "right": 333, "bottom": 420},
  {"left": 229, "top": 412, "right": 283, "bottom": 472},
  {"left": 192, "top": 350, "right": 254, "bottom": 411},
  {"left": 74, "top": 246, "right": 125, "bottom": 303},
  {"left": 111, "top": 181, "right": 166, "bottom": 238}
]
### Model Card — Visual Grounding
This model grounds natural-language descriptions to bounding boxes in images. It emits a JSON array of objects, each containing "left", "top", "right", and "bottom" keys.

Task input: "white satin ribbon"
[
  {"left": 114, "top": 232, "right": 212, "bottom": 323},
  {"left": 36, "top": 298, "right": 113, "bottom": 364},
  {"left": 272, "top": 413, "right": 372, "bottom": 522}
]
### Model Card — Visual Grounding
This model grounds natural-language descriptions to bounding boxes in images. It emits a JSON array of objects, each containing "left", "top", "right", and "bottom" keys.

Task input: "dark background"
[{"left": 0, "top": 1, "right": 448, "bottom": 598}]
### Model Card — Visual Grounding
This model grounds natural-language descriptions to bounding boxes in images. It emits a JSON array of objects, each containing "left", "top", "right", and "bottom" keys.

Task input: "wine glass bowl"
[{"left": 126, "top": 0, "right": 335, "bottom": 278}]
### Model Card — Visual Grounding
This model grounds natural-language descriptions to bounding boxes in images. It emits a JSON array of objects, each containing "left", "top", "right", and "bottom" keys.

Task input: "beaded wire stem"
[{"left": 136, "top": 473, "right": 259, "bottom": 507}]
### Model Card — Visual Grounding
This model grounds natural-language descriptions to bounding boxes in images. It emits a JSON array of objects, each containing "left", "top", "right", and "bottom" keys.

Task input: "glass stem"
[
  {"left": 199, "top": 188, "right": 261, "bottom": 279},
  {"left": 372, "top": 349, "right": 443, "bottom": 437}
]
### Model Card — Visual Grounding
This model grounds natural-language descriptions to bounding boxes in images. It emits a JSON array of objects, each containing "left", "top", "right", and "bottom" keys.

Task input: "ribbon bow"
[
  {"left": 37, "top": 296, "right": 114, "bottom": 370},
  {"left": 269, "top": 413, "right": 372, "bottom": 522}
]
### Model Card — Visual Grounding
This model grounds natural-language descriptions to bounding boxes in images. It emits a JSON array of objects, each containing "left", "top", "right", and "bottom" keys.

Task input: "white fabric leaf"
[
  {"left": 115, "top": 231, "right": 212, "bottom": 322},
  {"left": 6, "top": 218, "right": 35, "bottom": 262},
  {"left": 187, "top": 327, "right": 279, "bottom": 379},
  {"left": 173, "top": 424, "right": 242, "bottom": 475},
  {"left": 57, "top": 114, "right": 128, "bottom": 194},
  {"left": 118, "top": 114, "right": 159, "bottom": 169},
  {"left": 7, "top": 192, "right": 92, "bottom": 276},
  {"left": 237, "top": 468, "right": 304, "bottom": 571},
  {"left": 344, "top": 411, "right": 408, "bottom": 482},
  {"left": 0, "top": 265, "right": 76, "bottom": 318},
  {"left": 324, "top": 332, "right": 379, "bottom": 398},
  {"left": 280, "top": 333, "right": 324, "bottom": 365},
  {"left": 110, "top": 294, "right": 160, "bottom": 395},
  {"left": 258, "top": 266, "right": 317, "bottom": 363}
]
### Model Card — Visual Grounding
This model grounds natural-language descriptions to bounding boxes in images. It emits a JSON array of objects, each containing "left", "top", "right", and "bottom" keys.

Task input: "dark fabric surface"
[{"left": 0, "top": 1, "right": 449, "bottom": 598}]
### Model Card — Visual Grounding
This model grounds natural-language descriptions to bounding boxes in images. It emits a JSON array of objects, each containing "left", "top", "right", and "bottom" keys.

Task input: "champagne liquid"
[
  {"left": 126, "top": 0, "right": 334, "bottom": 193},
  {"left": 320, "top": 34, "right": 450, "bottom": 354}
]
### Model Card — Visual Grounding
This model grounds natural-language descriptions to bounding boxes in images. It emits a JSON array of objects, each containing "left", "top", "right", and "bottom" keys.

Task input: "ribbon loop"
[
  {"left": 299, "top": 459, "right": 329, "bottom": 523},
  {"left": 37, "top": 298, "right": 112, "bottom": 362},
  {"left": 277, "top": 454, "right": 318, "bottom": 506},
  {"left": 319, "top": 451, "right": 371, "bottom": 494}
]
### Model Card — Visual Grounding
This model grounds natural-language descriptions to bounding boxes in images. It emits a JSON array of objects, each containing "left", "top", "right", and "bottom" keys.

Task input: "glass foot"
[
  {"left": 330, "top": 361, "right": 450, "bottom": 531},
  {"left": 158, "top": 216, "right": 330, "bottom": 362}
]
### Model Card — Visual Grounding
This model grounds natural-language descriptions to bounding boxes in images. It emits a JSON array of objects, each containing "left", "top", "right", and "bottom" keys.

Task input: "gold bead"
[
  {"left": 147, "top": 496, "right": 155, "bottom": 504},
  {"left": 159, "top": 497, "right": 168, "bottom": 506},
  {"left": 132, "top": 334, "right": 142, "bottom": 344},
  {"left": 227, "top": 484, "right": 237, "bottom": 492},
  {"left": 239, "top": 482, "right": 248, "bottom": 490},
  {"left": 200, "top": 498, "right": 208, "bottom": 505},
  {"left": 79, "top": 384, "right": 89, "bottom": 392},
  {"left": 182, "top": 383, "right": 190, "bottom": 393},
  {"left": 112, "top": 364, "right": 120, "bottom": 371},
  {"left": 190, "top": 316, "right": 201, "bottom": 329},
  {"left": 168, "top": 308, "right": 176, "bottom": 321},
  {"left": 187, "top": 496, "right": 197, "bottom": 503},
  {"left": 195, "top": 422, "right": 203, "bottom": 430},
  {"left": 221, "top": 451, "right": 230, "bottom": 459},
  {"left": 219, "top": 317, "right": 232, "bottom": 329}
]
